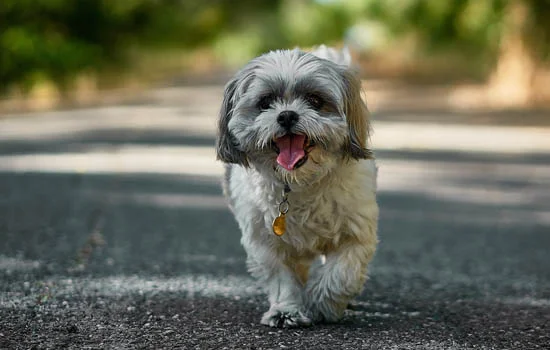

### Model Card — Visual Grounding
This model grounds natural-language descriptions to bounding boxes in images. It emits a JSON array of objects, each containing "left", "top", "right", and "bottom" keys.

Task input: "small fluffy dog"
[{"left": 216, "top": 46, "right": 378, "bottom": 327}]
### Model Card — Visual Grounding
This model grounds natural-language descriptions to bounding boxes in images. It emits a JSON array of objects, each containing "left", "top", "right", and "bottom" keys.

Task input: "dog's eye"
[
  {"left": 305, "top": 94, "right": 324, "bottom": 109},
  {"left": 257, "top": 95, "right": 274, "bottom": 111}
]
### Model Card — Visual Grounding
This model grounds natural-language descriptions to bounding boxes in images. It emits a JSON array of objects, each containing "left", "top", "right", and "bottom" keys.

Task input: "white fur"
[
  {"left": 217, "top": 47, "right": 379, "bottom": 327},
  {"left": 310, "top": 44, "right": 352, "bottom": 67}
]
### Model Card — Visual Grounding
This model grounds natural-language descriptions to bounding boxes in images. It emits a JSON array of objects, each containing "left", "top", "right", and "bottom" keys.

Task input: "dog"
[{"left": 216, "top": 46, "right": 378, "bottom": 327}]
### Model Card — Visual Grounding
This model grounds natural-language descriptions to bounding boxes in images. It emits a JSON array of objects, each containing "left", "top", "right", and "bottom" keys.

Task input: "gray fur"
[
  {"left": 215, "top": 48, "right": 379, "bottom": 327},
  {"left": 222, "top": 163, "right": 235, "bottom": 210},
  {"left": 216, "top": 48, "right": 372, "bottom": 184}
]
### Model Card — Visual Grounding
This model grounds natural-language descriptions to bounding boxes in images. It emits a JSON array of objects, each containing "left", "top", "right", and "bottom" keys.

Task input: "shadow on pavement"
[
  {"left": 373, "top": 107, "right": 550, "bottom": 126},
  {"left": 0, "top": 129, "right": 215, "bottom": 155},
  {"left": 1, "top": 119, "right": 549, "bottom": 349}
]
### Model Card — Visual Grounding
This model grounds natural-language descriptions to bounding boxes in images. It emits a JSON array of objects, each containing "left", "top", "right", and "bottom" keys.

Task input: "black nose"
[{"left": 277, "top": 111, "right": 299, "bottom": 129}]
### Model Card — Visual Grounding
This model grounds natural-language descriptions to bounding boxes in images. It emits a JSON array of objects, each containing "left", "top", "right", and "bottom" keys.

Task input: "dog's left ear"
[
  {"left": 216, "top": 78, "right": 249, "bottom": 166},
  {"left": 340, "top": 68, "right": 373, "bottom": 160}
]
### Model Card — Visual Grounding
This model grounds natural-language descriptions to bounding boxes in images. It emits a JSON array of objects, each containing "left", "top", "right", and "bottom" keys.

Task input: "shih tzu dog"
[{"left": 216, "top": 46, "right": 378, "bottom": 327}]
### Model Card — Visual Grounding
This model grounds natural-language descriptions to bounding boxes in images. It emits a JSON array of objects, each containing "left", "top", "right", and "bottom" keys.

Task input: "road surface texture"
[{"left": 1, "top": 83, "right": 549, "bottom": 349}]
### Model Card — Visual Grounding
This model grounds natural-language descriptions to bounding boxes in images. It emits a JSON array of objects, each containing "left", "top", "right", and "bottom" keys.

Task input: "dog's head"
[{"left": 216, "top": 48, "right": 372, "bottom": 184}]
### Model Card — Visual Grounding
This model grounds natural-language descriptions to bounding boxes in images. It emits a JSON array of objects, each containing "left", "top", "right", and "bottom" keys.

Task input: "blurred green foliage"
[
  {"left": 1, "top": 0, "right": 549, "bottom": 94},
  {"left": 363, "top": 0, "right": 550, "bottom": 61},
  {"left": 0, "top": 0, "right": 355, "bottom": 93},
  {"left": 365, "top": 0, "right": 506, "bottom": 54}
]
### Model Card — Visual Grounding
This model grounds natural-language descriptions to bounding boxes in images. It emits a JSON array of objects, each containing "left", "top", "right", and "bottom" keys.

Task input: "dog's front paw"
[{"left": 260, "top": 306, "right": 312, "bottom": 328}]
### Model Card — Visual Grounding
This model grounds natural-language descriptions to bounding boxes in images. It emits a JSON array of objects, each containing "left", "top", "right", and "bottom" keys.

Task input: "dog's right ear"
[{"left": 216, "top": 78, "right": 249, "bottom": 166}]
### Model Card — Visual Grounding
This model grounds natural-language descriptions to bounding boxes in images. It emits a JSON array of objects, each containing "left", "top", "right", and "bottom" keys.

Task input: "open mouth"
[{"left": 273, "top": 134, "right": 315, "bottom": 171}]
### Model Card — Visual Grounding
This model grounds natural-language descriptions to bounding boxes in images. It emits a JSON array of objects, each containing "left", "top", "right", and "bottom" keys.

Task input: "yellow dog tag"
[
  {"left": 272, "top": 214, "right": 286, "bottom": 236},
  {"left": 273, "top": 184, "right": 291, "bottom": 237}
]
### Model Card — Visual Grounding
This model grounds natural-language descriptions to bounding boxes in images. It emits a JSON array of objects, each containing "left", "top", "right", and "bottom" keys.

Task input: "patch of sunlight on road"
[
  {"left": 83, "top": 190, "right": 228, "bottom": 210},
  {"left": 372, "top": 121, "right": 550, "bottom": 154},
  {"left": 0, "top": 255, "right": 42, "bottom": 273},
  {"left": 2, "top": 105, "right": 550, "bottom": 154},
  {"left": 500, "top": 297, "right": 550, "bottom": 307},
  {"left": 0, "top": 145, "right": 224, "bottom": 176},
  {"left": 1, "top": 143, "right": 549, "bottom": 220},
  {"left": 377, "top": 159, "right": 550, "bottom": 206},
  {"left": 0, "top": 274, "right": 260, "bottom": 309},
  {"left": 0, "top": 106, "right": 217, "bottom": 141}
]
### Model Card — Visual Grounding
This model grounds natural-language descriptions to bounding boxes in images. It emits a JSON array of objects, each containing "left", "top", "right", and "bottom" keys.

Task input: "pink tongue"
[{"left": 275, "top": 134, "right": 306, "bottom": 171}]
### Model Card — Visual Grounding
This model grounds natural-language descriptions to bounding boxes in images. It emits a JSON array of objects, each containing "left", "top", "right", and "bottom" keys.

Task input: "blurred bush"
[
  {"left": 0, "top": 0, "right": 218, "bottom": 92},
  {"left": 0, "top": 0, "right": 355, "bottom": 95},
  {"left": 361, "top": 1, "right": 550, "bottom": 79},
  {"left": 1, "top": 0, "right": 549, "bottom": 105}
]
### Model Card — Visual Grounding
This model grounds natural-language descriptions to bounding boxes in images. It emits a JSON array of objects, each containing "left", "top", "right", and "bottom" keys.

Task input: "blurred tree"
[
  {"left": 488, "top": 0, "right": 550, "bottom": 105},
  {"left": 2, "top": 0, "right": 548, "bottom": 105},
  {"left": 212, "top": 0, "right": 354, "bottom": 67},
  {"left": 0, "top": 0, "right": 283, "bottom": 93},
  {"left": 0, "top": 0, "right": 360, "bottom": 95},
  {"left": 361, "top": 0, "right": 550, "bottom": 104},
  {"left": 1, "top": 0, "right": 165, "bottom": 92},
  {"left": 364, "top": 0, "right": 506, "bottom": 55}
]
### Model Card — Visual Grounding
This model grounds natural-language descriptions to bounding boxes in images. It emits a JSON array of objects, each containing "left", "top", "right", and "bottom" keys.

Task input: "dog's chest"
[
  {"left": 288, "top": 194, "right": 339, "bottom": 232},
  {"left": 281, "top": 188, "right": 364, "bottom": 251},
  {"left": 229, "top": 162, "right": 377, "bottom": 253}
]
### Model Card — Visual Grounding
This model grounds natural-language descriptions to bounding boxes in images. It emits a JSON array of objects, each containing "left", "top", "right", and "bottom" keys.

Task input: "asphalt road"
[{"left": 0, "top": 85, "right": 549, "bottom": 349}]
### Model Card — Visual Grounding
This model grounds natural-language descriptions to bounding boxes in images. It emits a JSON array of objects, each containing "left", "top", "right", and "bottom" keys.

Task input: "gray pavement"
[{"left": 0, "top": 86, "right": 549, "bottom": 349}]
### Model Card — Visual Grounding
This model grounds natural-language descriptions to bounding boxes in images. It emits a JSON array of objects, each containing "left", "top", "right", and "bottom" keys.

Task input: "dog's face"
[{"left": 217, "top": 49, "right": 371, "bottom": 185}]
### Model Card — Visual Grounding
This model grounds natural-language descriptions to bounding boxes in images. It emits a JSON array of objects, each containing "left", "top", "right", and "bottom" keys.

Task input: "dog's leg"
[
  {"left": 306, "top": 239, "right": 376, "bottom": 322},
  {"left": 246, "top": 250, "right": 312, "bottom": 328}
]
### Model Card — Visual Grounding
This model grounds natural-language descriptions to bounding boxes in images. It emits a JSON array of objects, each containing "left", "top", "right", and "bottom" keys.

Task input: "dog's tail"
[{"left": 310, "top": 45, "right": 352, "bottom": 67}]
